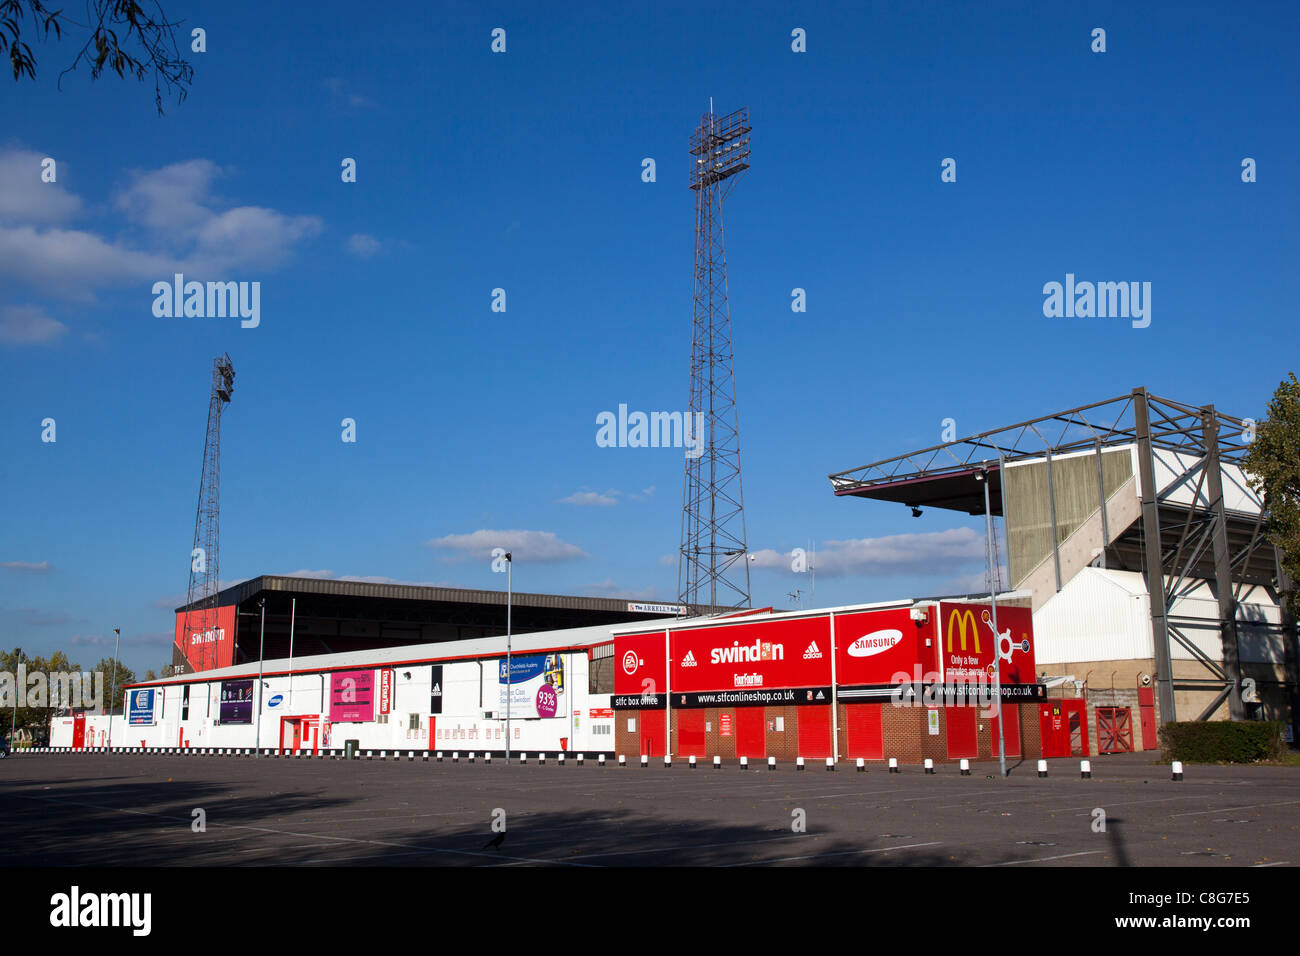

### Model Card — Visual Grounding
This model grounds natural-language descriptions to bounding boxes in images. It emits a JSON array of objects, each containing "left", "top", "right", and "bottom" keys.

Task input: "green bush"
[{"left": 1159, "top": 721, "right": 1285, "bottom": 763}]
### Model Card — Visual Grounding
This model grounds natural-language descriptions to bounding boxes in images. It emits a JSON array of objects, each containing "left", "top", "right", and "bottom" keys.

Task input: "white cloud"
[
  {"left": 0, "top": 560, "right": 51, "bottom": 573},
  {"left": 0, "top": 151, "right": 323, "bottom": 300},
  {"left": 748, "top": 528, "right": 987, "bottom": 578},
  {"left": 557, "top": 490, "right": 617, "bottom": 506},
  {"left": 0, "top": 150, "right": 82, "bottom": 225},
  {"left": 347, "top": 233, "right": 381, "bottom": 258},
  {"left": 0, "top": 306, "right": 67, "bottom": 345},
  {"left": 428, "top": 530, "right": 587, "bottom": 563}
]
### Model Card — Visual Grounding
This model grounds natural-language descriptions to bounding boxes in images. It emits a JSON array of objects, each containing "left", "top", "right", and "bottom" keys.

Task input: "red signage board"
[
  {"left": 613, "top": 631, "right": 668, "bottom": 697},
  {"left": 172, "top": 604, "right": 238, "bottom": 672},
  {"left": 669, "top": 615, "right": 832, "bottom": 693},
  {"left": 832, "top": 607, "right": 934, "bottom": 685},
  {"left": 937, "top": 602, "right": 1036, "bottom": 686}
]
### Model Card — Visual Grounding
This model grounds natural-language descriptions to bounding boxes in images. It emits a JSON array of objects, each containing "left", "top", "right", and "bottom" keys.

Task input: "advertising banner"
[
  {"left": 668, "top": 616, "right": 833, "bottom": 693},
  {"left": 172, "top": 604, "right": 238, "bottom": 673},
  {"left": 128, "top": 688, "right": 156, "bottom": 726},
  {"left": 430, "top": 664, "right": 443, "bottom": 715},
  {"left": 613, "top": 631, "right": 667, "bottom": 698},
  {"left": 329, "top": 669, "right": 375, "bottom": 722},
  {"left": 498, "top": 653, "right": 565, "bottom": 719},
  {"left": 379, "top": 668, "right": 392, "bottom": 715},
  {"left": 937, "top": 602, "right": 1036, "bottom": 686},
  {"left": 218, "top": 679, "right": 253, "bottom": 724},
  {"left": 833, "top": 607, "right": 931, "bottom": 685}
]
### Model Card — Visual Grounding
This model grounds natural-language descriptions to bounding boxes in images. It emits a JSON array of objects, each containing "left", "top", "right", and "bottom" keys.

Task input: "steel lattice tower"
[
  {"left": 181, "top": 354, "right": 235, "bottom": 673},
  {"left": 678, "top": 106, "right": 752, "bottom": 612}
]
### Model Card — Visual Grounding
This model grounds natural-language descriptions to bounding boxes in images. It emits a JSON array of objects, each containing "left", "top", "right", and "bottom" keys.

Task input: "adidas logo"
[
  {"left": 681, "top": 650, "right": 698, "bottom": 667},
  {"left": 802, "top": 641, "right": 823, "bottom": 660}
]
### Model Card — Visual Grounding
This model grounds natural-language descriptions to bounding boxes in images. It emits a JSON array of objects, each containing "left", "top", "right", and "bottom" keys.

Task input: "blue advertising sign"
[{"left": 128, "top": 688, "right": 156, "bottom": 726}]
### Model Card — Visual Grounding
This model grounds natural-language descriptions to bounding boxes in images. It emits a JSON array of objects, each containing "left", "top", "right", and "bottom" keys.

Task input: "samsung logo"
[{"left": 847, "top": 629, "right": 903, "bottom": 658}]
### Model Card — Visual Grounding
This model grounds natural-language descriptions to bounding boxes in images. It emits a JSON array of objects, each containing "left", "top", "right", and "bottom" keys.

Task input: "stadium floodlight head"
[
  {"left": 911, "top": 506, "right": 923, "bottom": 518},
  {"left": 689, "top": 107, "right": 751, "bottom": 193}
]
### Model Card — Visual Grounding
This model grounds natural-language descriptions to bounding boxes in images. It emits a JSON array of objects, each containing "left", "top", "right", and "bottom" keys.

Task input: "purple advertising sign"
[
  {"left": 535, "top": 684, "right": 559, "bottom": 718},
  {"left": 219, "top": 679, "right": 254, "bottom": 725},
  {"left": 329, "top": 669, "right": 375, "bottom": 722}
]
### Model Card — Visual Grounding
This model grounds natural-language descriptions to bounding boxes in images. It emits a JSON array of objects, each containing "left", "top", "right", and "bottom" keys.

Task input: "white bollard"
[
  {"left": 959, "top": 758, "right": 970, "bottom": 776},
  {"left": 452, "top": 751, "right": 459, "bottom": 762},
  {"left": 826, "top": 757, "right": 835, "bottom": 772},
  {"left": 856, "top": 757, "right": 865, "bottom": 773},
  {"left": 484, "top": 753, "right": 491, "bottom": 764},
  {"left": 713, "top": 754, "right": 722, "bottom": 770},
  {"left": 796, "top": 756, "right": 805, "bottom": 772},
  {"left": 924, "top": 758, "right": 935, "bottom": 775},
  {"left": 436, "top": 751, "right": 443, "bottom": 762},
  {"left": 768, "top": 756, "right": 776, "bottom": 771},
  {"left": 1171, "top": 761, "right": 1184, "bottom": 781},
  {"left": 888, "top": 757, "right": 899, "bottom": 773},
  {"left": 740, "top": 756, "right": 749, "bottom": 770},
  {"left": 689, "top": 755, "right": 697, "bottom": 769},
  {"left": 577, "top": 753, "right": 584, "bottom": 765},
  {"left": 1080, "top": 759, "right": 1091, "bottom": 779},
  {"left": 640, "top": 754, "right": 648, "bottom": 767},
  {"left": 538, "top": 753, "right": 545, "bottom": 764},
  {"left": 1037, "top": 759, "right": 1048, "bottom": 778},
  {"left": 558, "top": 753, "right": 565, "bottom": 765},
  {"left": 520, "top": 753, "right": 527, "bottom": 764},
  {"left": 467, "top": 751, "right": 475, "bottom": 762},
  {"left": 663, "top": 754, "right": 671, "bottom": 767}
]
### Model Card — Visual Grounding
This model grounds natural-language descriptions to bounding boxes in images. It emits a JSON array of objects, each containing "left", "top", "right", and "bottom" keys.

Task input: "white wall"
[{"left": 51, "top": 649, "right": 608, "bottom": 752}]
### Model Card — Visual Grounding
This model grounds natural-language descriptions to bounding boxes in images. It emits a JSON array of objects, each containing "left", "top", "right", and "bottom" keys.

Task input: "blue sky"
[{"left": 2, "top": 0, "right": 1296, "bottom": 674}]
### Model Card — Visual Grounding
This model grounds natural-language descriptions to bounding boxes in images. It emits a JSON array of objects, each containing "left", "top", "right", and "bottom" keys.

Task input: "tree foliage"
[
  {"left": 2, "top": 0, "right": 193, "bottom": 113},
  {"left": 1243, "top": 372, "right": 1300, "bottom": 606}
]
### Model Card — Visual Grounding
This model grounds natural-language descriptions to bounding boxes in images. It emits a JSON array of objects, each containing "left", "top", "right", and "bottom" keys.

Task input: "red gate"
[{"left": 1096, "top": 707, "right": 1133, "bottom": 753}]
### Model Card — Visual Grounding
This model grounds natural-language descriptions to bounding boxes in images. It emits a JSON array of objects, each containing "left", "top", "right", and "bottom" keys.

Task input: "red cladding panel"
[
  {"left": 670, "top": 616, "right": 832, "bottom": 693},
  {"left": 613, "top": 632, "right": 668, "bottom": 697},
  {"left": 173, "top": 604, "right": 238, "bottom": 672}
]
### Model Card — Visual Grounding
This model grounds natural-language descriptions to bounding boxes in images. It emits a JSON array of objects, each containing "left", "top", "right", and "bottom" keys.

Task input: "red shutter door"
[
  {"left": 945, "top": 706, "right": 978, "bottom": 759},
  {"left": 845, "top": 703, "right": 884, "bottom": 759},
  {"left": 677, "top": 709, "right": 706, "bottom": 756},
  {"left": 797, "top": 705, "right": 832, "bottom": 759},
  {"left": 991, "top": 703, "right": 1022, "bottom": 758},
  {"left": 640, "top": 709, "right": 665, "bottom": 757},
  {"left": 735, "top": 707, "right": 766, "bottom": 758}
]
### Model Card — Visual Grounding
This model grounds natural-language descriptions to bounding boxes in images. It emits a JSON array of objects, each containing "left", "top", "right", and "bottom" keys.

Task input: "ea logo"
[{"left": 622, "top": 651, "right": 641, "bottom": 676}]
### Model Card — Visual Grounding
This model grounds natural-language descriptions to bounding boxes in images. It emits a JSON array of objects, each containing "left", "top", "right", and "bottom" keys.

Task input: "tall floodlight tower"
[
  {"left": 678, "top": 106, "right": 752, "bottom": 612},
  {"left": 182, "top": 354, "right": 235, "bottom": 673}
]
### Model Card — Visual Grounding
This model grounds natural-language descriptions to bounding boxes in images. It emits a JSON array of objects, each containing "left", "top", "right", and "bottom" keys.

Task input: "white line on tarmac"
[
  {"left": 981, "top": 850, "right": 1103, "bottom": 866},
  {"left": 719, "top": 840, "right": 943, "bottom": 866},
  {"left": 1169, "top": 800, "right": 1300, "bottom": 818}
]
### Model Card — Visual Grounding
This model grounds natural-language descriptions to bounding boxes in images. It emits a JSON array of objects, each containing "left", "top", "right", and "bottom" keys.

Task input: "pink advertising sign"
[{"left": 329, "top": 669, "right": 375, "bottom": 722}]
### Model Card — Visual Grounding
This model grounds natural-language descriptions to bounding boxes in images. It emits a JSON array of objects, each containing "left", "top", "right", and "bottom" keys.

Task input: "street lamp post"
[
  {"left": 505, "top": 552, "right": 512, "bottom": 762},
  {"left": 108, "top": 628, "right": 121, "bottom": 750},
  {"left": 978, "top": 467, "right": 1008, "bottom": 779}
]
